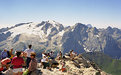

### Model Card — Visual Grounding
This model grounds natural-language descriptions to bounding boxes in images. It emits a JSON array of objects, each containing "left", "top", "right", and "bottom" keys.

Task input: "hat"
[{"left": 30, "top": 52, "right": 36, "bottom": 57}]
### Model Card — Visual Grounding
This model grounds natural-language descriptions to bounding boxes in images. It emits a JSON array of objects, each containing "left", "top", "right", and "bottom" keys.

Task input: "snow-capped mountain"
[
  {"left": 2, "top": 20, "right": 64, "bottom": 39},
  {"left": 0, "top": 20, "right": 121, "bottom": 58},
  {"left": 86, "top": 24, "right": 93, "bottom": 28}
]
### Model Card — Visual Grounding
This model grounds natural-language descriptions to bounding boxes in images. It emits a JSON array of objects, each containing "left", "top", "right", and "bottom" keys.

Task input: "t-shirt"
[
  {"left": 11, "top": 56, "right": 24, "bottom": 69},
  {"left": 42, "top": 53, "right": 46, "bottom": 58},
  {"left": 1, "top": 58, "right": 11, "bottom": 65},
  {"left": 24, "top": 49, "right": 35, "bottom": 57},
  {"left": 41, "top": 57, "right": 48, "bottom": 62}
]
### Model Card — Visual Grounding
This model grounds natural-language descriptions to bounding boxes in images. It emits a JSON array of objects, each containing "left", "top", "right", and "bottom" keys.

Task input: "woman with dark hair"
[{"left": 11, "top": 51, "right": 24, "bottom": 75}]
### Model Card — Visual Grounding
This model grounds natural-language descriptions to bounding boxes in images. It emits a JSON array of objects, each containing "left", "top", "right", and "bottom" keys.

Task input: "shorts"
[{"left": 12, "top": 68, "right": 23, "bottom": 73}]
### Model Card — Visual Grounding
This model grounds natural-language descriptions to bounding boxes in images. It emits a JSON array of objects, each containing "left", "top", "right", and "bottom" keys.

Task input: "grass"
[{"left": 82, "top": 52, "right": 121, "bottom": 75}]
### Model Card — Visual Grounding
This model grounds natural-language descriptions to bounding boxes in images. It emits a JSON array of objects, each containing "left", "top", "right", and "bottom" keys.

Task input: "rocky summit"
[{"left": 2, "top": 54, "right": 109, "bottom": 75}]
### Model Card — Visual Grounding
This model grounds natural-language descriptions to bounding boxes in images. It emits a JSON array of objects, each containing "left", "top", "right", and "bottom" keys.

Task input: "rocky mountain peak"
[
  {"left": 0, "top": 21, "right": 121, "bottom": 59},
  {"left": 86, "top": 24, "right": 93, "bottom": 28}
]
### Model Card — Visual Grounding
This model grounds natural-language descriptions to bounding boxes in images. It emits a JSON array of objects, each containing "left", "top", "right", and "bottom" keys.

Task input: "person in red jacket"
[
  {"left": 1, "top": 58, "right": 11, "bottom": 69},
  {"left": 11, "top": 51, "right": 24, "bottom": 75}
]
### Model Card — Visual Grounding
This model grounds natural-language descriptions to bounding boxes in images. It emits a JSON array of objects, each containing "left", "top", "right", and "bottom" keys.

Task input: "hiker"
[
  {"left": 57, "top": 51, "right": 62, "bottom": 60},
  {"left": 42, "top": 51, "right": 46, "bottom": 58},
  {"left": 0, "top": 61, "right": 4, "bottom": 75},
  {"left": 0, "top": 61, "right": 3, "bottom": 71},
  {"left": 0, "top": 60, "right": 4, "bottom": 72},
  {"left": 1, "top": 48, "right": 8, "bottom": 60},
  {"left": 47, "top": 53, "right": 50, "bottom": 58},
  {"left": 0, "top": 61, "right": 4, "bottom": 73},
  {"left": 9, "top": 48, "right": 14, "bottom": 59},
  {"left": 24, "top": 45, "right": 35, "bottom": 68},
  {"left": 1, "top": 57, "right": 11, "bottom": 70},
  {"left": 22, "top": 52, "right": 27, "bottom": 68},
  {"left": 41, "top": 55, "right": 51, "bottom": 70},
  {"left": 49, "top": 51, "right": 54, "bottom": 59},
  {"left": 0, "top": 61, "right": 6, "bottom": 75},
  {"left": 70, "top": 50, "right": 76, "bottom": 60},
  {"left": 27, "top": 52, "right": 37, "bottom": 75},
  {"left": 11, "top": 51, "right": 24, "bottom": 75},
  {"left": 7, "top": 49, "right": 11, "bottom": 58}
]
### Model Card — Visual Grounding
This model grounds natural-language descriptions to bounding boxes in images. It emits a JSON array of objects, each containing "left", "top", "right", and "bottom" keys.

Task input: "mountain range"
[{"left": 0, "top": 20, "right": 121, "bottom": 58}]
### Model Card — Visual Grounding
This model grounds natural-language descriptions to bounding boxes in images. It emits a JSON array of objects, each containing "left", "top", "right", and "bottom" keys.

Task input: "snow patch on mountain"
[
  {"left": 86, "top": 24, "right": 92, "bottom": 28},
  {"left": 2, "top": 20, "right": 64, "bottom": 41},
  {"left": 58, "top": 30, "right": 65, "bottom": 36}
]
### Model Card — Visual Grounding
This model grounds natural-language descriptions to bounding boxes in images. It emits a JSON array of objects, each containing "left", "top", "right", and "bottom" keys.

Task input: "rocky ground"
[{"left": 2, "top": 54, "right": 110, "bottom": 75}]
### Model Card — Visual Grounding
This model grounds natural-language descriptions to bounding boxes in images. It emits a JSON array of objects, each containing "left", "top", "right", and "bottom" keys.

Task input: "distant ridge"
[{"left": 0, "top": 20, "right": 121, "bottom": 58}]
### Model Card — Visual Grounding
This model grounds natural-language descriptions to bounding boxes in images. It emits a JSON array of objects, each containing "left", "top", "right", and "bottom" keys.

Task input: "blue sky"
[{"left": 0, "top": 0, "right": 121, "bottom": 28}]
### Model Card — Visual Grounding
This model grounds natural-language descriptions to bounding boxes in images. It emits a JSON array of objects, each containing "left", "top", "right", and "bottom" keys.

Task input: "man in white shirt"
[{"left": 24, "top": 45, "right": 35, "bottom": 68}]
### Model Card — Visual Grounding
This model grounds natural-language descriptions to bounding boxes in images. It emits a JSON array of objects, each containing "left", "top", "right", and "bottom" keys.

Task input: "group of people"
[
  {"left": 0, "top": 44, "right": 77, "bottom": 75},
  {"left": 40, "top": 50, "right": 66, "bottom": 72},
  {"left": 0, "top": 45, "right": 37, "bottom": 75},
  {"left": 40, "top": 50, "right": 77, "bottom": 72}
]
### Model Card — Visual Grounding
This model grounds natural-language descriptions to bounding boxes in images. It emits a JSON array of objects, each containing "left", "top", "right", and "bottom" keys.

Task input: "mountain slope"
[
  {"left": 0, "top": 20, "right": 121, "bottom": 58},
  {"left": 82, "top": 52, "right": 121, "bottom": 75}
]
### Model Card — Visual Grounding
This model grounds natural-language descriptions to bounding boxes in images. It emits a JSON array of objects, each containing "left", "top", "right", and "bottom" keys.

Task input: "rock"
[{"left": 2, "top": 55, "right": 109, "bottom": 75}]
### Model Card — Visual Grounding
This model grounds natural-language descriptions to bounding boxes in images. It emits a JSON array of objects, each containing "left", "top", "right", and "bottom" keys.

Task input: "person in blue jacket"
[{"left": 1, "top": 48, "right": 8, "bottom": 60}]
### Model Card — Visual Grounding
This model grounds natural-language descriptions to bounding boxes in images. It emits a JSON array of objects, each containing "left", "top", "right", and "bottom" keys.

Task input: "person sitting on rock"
[
  {"left": 49, "top": 51, "right": 54, "bottom": 59},
  {"left": 21, "top": 51, "right": 27, "bottom": 69},
  {"left": 41, "top": 55, "right": 51, "bottom": 70},
  {"left": 28, "top": 52, "right": 37, "bottom": 75},
  {"left": 57, "top": 51, "right": 62, "bottom": 60},
  {"left": 0, "top": 61, "right": 3, "bottom": 71},
  {"left": 70, "top": 50, "right": 76, "bottom": 60},
  {"left": 0, "top": 57, "right": 11, "bottom": 70},
  {"left": 0, "top": 61, "right": 6, "bottom": 74},
  {"left": 24, "top": 45, "right": 35, "bottom": 68},
  {"left": 11, "top": 51, "right": 24, "bottom": 75},
  {"left": 9, "top": 48, "right": 14, "bottom": 59},
  {"left": 42, "top": 51, "right": 46, "bottom": 59},
  {"left": 1, "top": 48, "right": 8, "bottom": 60}
]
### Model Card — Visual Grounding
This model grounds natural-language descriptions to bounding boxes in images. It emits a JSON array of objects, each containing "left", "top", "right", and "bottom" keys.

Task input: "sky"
[{"left": 0, "top": 0, "right": 121, "bottom": 28}]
